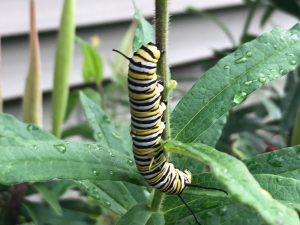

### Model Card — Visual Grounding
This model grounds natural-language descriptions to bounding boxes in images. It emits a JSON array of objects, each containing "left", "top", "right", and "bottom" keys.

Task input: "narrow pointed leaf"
[
  {"left": 23, "top": 0, "right": 42, "bottom": 126},
  {"left": 79, "top": 92, "right": 131, "bottom": 155},
  {"left": 164, "top": 140, "right": 300, "bottom": 225},
  {"left": 33, "top": 184, "right": 63, "bottom": 216},
  {"left": 52, "top": 0, "right": 76, "bottom": 137},
  {"left": 171, "top": 23, "right": 300, "bottom": 143},
  {"left": 132, "top": 0, "right": 154, "bottom": 51}
]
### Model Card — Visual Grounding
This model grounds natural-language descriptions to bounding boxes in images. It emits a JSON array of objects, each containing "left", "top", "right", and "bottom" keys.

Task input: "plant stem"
[
  {"left": 291, "top": 109, "right": 300, "bottom": 146},
  {"left": 241, "top": 0, "right": 260, "bottom": 40},
  {"left": 150, "top": 0, "right": 170, "bottom": 212}
]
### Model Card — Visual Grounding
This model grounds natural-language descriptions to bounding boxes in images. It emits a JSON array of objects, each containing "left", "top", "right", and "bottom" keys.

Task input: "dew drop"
[
  {"left": 32, "top": 144, "right": 38, "bottom": 150},
  {"left": 94, "top": 194, "right": 100, "bottom": 200},
  {"left": 112, "top": 132, "right": 121, "bottom": 139},
  {"left": 109, "top": 152, "right": 115, "bottom": 157},
  {"left": 218, "top": 206, "right": 227, "bottom": 216},
  {"left": 258, "top": 77, "right": 267, "bottom": 84},
  {"left": 96, "top": 144, "right": 103, "bottom": 151},
  {"left": 279, "top": 68, "right": 288, "bottom": 75},
  {"left": 268, "top": 155, "right": 283, "bottom": 167},
  {"left": 103, "top": 115, "right": 111, "bottom": 123},
  {"left": 244, "top": 80, "right": 253, "bottom": 85},
  {"left": 109, "top": 170, "right": 114, "bottom": 175},
  {"left": 223, "top": 65, "right": 230, "bottom": 70},
  {"left": 286, "top": 53, "right": 295, "bottom": 57},
  {"left": 127, "top": 159, "right": 134, "bottom": 166},
  {"left": 273, "top": 44, "right": 278, "bottom": 50},
  {"left": 235, "top": 57, "right": 247, "bottom": 64},
  {"left": 233, "top": 92, "right": 247, "bottom": 104},
  {"left": 104, "top": 200, "right": 111, "bottom": 207},
  {"left": 290, "top": 60, "right": 297, "bottom": 65},
  {"left": 96, "top": 132, "right": 103, "bottom": 140},
  {"left": 27, "top": 124, "right": 38, "bottom": 131},
  {"left": 54, "top": 144, "right": 67, "bottom": 154},
  {"left": 246, "top": 51, "right": 252, "bottom": 57},
  {"left": 92, "top": 169, "right": 100, "bottom": 176}
]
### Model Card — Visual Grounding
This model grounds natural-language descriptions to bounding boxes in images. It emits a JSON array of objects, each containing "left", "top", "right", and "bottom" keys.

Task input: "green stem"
[
  {"left": 241, "top": 0, "right": 260, "bottom": 40},
  {"left": 291, "top": 109, "right": 300, "bottom": 146},
  {"left": 150, "top": 0, "right": 170, "bottom": 212}
]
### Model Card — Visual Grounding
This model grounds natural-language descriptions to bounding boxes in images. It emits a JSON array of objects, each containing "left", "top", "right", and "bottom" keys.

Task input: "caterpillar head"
[{"left": 183, "top": 170, "right": 192, "bottom": 185}]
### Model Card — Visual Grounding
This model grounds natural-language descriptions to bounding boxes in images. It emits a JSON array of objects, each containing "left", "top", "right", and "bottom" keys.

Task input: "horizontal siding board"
[
  {"left": 0, "top": 0, "right": 243, "bottom": 37},
  {"left": 1, "top": 6, "right": 298, "bottom": 100}
]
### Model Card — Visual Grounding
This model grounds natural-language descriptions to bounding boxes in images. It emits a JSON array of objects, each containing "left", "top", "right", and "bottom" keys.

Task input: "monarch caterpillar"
[{"left": 113, "top": 43, "right": 226, "bottom": 225}]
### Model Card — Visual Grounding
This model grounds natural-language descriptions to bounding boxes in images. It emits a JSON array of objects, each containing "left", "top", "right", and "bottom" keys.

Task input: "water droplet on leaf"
[
  {"left": 218, "top": 206, "right": 227, "bottom": 216},
  {"left": 92, "top": 169, "right": 100, "bottom": 176},
  {"left": 268, "top": 155, "right": 283, "bottom": 167},
  {"left": 258, "top": 77, "right": 267, "bottom": 84},
  {"left": 104, "top": 200, "right": 111, "bottom": 207},
  {"left": 290, "top": 60, "right": 296, "bottom": 65},
  {"left": 112, "top": 132, "right": 121, "bottom": 139},
  {"left": 246, "top": 51, "right": 252, "bottom": 57},
  {"left": 233, "top": 92, "right": 247, "bottom": 104},
  {"left": 244, "top": 81, "right": 253, "bottom": 85},
  {"left": 103, "top": 115, "right": 111, "bottom": 123},
  {"left": 127, "top": 159, "right": 134, "bottom": 166},
  {"left": 235, "top": 57, "right": 247, "bottom": 64},
  {"left": 54, "top": 144, "right": 67, "bottom": 154},
  {"left": 223, "top": 65, "right": 230, "bottom": 70},
  {"left": 109, "top": 170, "right": 114, "bottom": 175},
  {"left": 27, "top": 124, "right": 38, "bottom": 131}
]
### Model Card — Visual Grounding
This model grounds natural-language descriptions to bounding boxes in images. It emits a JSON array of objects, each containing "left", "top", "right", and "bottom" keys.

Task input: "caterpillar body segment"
[{"left": 125, "top": 43, "right": 192, "bottom": 194}]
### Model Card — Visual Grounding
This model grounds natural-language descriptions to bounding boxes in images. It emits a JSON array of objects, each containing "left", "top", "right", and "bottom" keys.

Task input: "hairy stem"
[{"left": 151, "top": 0, "right": 170, "bottom": 212}]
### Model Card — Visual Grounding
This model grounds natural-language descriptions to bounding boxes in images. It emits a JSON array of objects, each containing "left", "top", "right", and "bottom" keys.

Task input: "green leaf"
[
  {"left": 132, "top": 0, "right": 154, "bottom": 52},
  {"left": 76, "top": 180, "right": 137, "bottom": 215},
  {"left": 77, "top": 37, "right": 103, "bottom": 85},
  {"left": 116, "top": 204, "right": 164, "bottom": 225},
  {"left": 171, "top": 23, "right": 300, "bottom": 143},
  {"left": 33, "top": 184, "right": 63, "bottom": 216},
  {"left": 0, "top": 113, "right": 143, "bottom": 185},
  {"left": 162, "top": 192, "right": 262, "bottom": 225},
  {"left": 254, "top": 174, "right": 300, "bottom": 209},
  {"left": 111, "top": 22, "right": 136, "bottom": 83},
  {"left": 52, "top": 0, "right": 76, "bottom": 138},
  {"left": 164, "top": 140, "right": 300, "bottom": 225},
  {"left": 244, "top": 145, "right": 300, "bottom": 179},
  {"left": 79, "top": 92, "right": 131, "bottom": 155}
]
